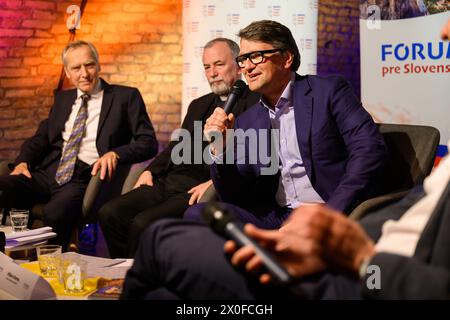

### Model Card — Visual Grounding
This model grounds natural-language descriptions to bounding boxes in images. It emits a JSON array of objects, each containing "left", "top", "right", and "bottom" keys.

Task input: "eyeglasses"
[{"left": 235, "top": 49, "right": 283, "bottom": 68}]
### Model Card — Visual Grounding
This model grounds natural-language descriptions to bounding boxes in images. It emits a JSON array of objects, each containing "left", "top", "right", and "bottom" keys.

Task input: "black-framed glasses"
[{"left": 235, "top": 49, "right": 283, "bottom": 68}]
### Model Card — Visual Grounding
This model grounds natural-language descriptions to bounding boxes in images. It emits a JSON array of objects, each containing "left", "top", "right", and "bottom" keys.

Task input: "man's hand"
[
  {"left": 224, "top": 224, "right": 327, "bottom": 284},
  {"left": 187, "top": 180, "right": 213, "bottom": 205},
  {"left": 10, "top": 162, "right": 32, "bottom": 179},
  {"left": 279, "top": 204, "right": 329, "bottom": 236},
  {"left": 280, "top": 204, "right": 375, "bottom": 276},
  {"left": 223, "top": 205, "right": 376, "bottom": 284},
  {"left": 91, "top": 151, "right": 119, "bottom": 181},
  {"left": 204, "top": 107, "right": 235, "bottom": 155},
  {"left": 133, "top": 170, "right": 154, "bottom": 189}
]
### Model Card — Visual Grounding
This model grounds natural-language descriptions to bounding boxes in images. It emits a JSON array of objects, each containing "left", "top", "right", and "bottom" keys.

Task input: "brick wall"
[
  {"left": 317, "top": 0, "right": 361, "bottom": 97},
  {"left": 0, "top": 0, "right": 182, "bottom": 161},
  {"left": 0, "top": 0, "right": 361, "bottom": 162}
]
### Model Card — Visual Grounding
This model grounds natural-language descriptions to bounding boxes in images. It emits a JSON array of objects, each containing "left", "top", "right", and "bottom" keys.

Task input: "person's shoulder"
[
  {"left": 107, "top": 83, "right": 140, "bottom": 95},
  {"left": 295, "top": 74, "right": 354, "bottom": 98},
  {"left": 300, "top": 73, "right": 349, "bottom": 88},
  {"left": 99, "top": 78, "right": 140, "bottom": 96},
  {"left": 189, "top": 92, "right": 216, "bottom": 106}
]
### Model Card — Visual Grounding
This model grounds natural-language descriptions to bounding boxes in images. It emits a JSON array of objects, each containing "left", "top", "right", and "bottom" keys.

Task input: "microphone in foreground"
[
  {"left": 202, "top": 202, "right": 293, "bottom": 285},
  {"left": 222, "top": 79, "right": 246, "bottom": 114}
]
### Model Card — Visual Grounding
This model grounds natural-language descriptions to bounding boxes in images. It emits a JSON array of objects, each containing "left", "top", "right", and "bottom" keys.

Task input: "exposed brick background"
[
  {"left": 0, "top": 0, "right": 360, "bottom": 162},
  {"left": 0, "top": 0, "right": 182, "bottom": 161}
]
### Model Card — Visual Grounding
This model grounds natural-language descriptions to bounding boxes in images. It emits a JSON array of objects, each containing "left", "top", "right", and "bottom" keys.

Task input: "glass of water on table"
[{"left": 10, "top": 208, "right": 29, "bottom": 232}]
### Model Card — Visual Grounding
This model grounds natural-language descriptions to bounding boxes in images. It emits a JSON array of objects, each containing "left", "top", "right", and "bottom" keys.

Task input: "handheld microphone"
[
  {"left": 202, "top": 202, "right": 293, "bottom": 285},
  {"left": 222, "top": 80, "right": 246, "bottom": 114},
  {"left": 205, "top": 80, "right": 246, "bottom": 144}
]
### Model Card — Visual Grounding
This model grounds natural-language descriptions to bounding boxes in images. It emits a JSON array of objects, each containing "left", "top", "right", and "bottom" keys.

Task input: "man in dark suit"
[
  {"left": 0, "top": 40, "right": 158, "bottom": 249},
  {"left": 98, "top": 38, "right": 260, "bottom": 258},
  {"left": 184, "top": 20, "right": 387, "bottom": 228},
  {"left": 120, "top": 143, "right": 450, "bottom": 300}
]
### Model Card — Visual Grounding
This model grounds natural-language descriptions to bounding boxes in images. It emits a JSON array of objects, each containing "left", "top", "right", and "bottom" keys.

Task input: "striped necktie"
[{"left": 55, "top": 94, "right": 90, "bottom": 186}]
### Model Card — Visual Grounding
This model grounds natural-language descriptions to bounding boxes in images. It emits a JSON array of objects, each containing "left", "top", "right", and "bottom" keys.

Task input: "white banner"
[
  {"left": 182, "top": 0, "right": 318, "bottom": 118},
  {"left": 360, "top": 8, "right": 450, "bottom": 155}
]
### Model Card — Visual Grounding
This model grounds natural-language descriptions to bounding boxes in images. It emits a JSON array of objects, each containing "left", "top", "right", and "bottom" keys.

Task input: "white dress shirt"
[{"left": 260, "top": 72, "right": 323, "bottom": 208}]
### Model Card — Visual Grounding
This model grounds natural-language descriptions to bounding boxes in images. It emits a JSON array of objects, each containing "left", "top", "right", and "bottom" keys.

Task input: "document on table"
[
  {"left": 4, "top": 227, "right": 57, "bottom": 249},
  {"left": 62, "top": 252, "right": 132, "bottom": 279}
]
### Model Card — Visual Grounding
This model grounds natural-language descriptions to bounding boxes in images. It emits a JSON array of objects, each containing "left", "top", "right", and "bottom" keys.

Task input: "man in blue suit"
[
  {"left": 184, "top": 20, "right": 387, "bottom": 228},
  {"left": 119, "top": 20, "right": 388, "bottom": 299}
]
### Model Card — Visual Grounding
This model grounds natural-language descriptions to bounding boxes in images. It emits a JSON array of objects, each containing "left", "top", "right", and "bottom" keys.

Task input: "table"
[{"left": 0, "top": 226, "right": 48, "bottom": 259}]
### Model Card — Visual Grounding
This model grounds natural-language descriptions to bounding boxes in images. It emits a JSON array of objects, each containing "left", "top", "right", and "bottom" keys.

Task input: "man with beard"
[{"left": 98, "top": 38, "right": 260, "bottom": 258}]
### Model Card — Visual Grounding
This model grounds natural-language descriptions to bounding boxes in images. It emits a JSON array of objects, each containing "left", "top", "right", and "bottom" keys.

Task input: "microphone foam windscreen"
[{"left": 201, "top": 202, "right": 233, "bottom": 235}]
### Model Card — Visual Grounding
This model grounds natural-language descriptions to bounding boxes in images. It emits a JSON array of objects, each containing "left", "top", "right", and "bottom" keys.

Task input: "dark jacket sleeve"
[
  {"left": 210, "top": 107, "right": 279, "bottom": 211},
  {"left": 111, "top": 87, "right": 158, "bottom": 164},
  {"left": 324, "top": 76, "right": 387, "bottom": 213},
  {"left": 362, "top": 253, "right": 450, "bottom": 299}
]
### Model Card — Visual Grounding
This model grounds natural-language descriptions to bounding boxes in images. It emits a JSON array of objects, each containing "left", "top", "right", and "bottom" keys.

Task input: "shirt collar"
[
  {"left": 260, "top": 72, "right": 295, "bottom": 111},
  {"left": 77, "top": 79, "right": 102, "bottom": 99}
]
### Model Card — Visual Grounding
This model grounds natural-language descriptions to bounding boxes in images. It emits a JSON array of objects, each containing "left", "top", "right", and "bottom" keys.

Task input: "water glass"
[
  {"left": 10, "top": 209, "right": 29, "bottom": 232},
  {"left": 36, "top": 244, "right": 62, "bottom": 277}
]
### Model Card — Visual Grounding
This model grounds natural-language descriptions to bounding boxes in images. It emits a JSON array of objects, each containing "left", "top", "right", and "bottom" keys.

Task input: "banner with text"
[
  {"left": 360, "top": 3, "right": 450, "bottom": 157},
  {"left": 182, "top": 0, "right": 318, "bottom": 118}
]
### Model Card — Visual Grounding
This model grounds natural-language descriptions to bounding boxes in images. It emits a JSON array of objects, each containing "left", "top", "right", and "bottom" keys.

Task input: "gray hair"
[
  {"left": 238, "top": 20, "right": 301, "bottom": 71},
  {"left": 61, "top": 40, "right": 99, "bottom": 67},
  {"left": 204, "top": 38, "right": 240, "bottom": 58}
]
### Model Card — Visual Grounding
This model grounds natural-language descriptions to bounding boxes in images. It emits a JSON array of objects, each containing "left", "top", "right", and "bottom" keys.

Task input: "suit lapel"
[
  {"left": 414, "top": 181, "right": 450, "bottom": 262},
  {"left": 235, "top": 86, "right": 257, "bottom": 115},
  {"left": 199, "top": 94, "right": 217, "bottom": 121},
  {"left": 97, "top": 79, "right": 113, "bottom": 138},
  {"left": 254, "top": 102, "right": 271, "bottom": 130},
  {"left": 52, "top": 89, "right": 77, "bottom": 141},
  {"left": 293, "top": 75, "right": 313, "bottom": 179}
]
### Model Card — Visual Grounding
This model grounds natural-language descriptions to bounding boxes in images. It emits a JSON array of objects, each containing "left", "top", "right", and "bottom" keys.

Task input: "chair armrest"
[
  {"left": 81, "top": 159, "right": 152, "bottom": 223},
  {"left": 349, "top": 190, "right": 409, "bottom": 220},
  {"left": 121, "top": 162, "right": 148, "bottom": 195},
  {"left": 82, "top": 172, "right": 103, "bottom": 218},
  {"left": 198, "top": 184, "right": 218, "bottom": 203}
]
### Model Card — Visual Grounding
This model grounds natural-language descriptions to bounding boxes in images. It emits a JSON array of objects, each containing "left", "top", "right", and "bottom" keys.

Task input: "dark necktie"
[{"left": 55, "top": 94, "right": 90, "bottom": 186}]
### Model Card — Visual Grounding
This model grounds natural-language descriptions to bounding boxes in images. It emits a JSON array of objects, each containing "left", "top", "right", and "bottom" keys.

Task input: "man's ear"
[
  {"left": 64, "top": 68, "right": 71, "bottom": 79},
  {"left": 283, "top": 51, "right": 294, "bottom": 70}
]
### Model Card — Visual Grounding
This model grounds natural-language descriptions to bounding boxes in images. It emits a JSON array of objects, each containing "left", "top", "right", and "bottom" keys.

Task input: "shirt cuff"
[{"left": 209, "top": 145, "right": 225, "bottom": 164}]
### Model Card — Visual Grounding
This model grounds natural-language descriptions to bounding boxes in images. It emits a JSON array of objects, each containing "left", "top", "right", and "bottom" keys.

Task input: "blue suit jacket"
[{"left": 211, "top": 74, "right": 387, "bottom": 214}]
